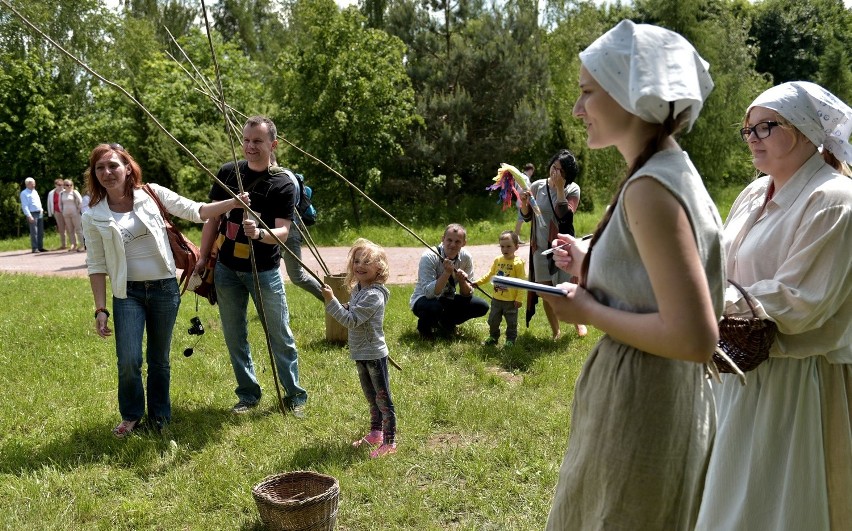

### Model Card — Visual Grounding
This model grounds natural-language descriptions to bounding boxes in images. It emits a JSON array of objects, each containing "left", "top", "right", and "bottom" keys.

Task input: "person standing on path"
[
  {"left": 60, "top": 179, "right": 85, "bottom": 252},
  {"left": 47, "top": 178, "right": 67, "bottom": 250},
  {"left": 20, "top": 177, "right": 46, "bottom": 253}
]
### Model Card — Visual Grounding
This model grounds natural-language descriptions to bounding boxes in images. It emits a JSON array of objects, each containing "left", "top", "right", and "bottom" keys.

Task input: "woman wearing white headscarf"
[
  {"left": 541, "top": 20, "right": 725, "bottom": 529},
  {"left": 696, "top": 82, "right": 852, "bottom": 530}
]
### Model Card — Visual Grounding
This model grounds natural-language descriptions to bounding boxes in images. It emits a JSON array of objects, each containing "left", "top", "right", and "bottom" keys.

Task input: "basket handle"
[{"left": 727, "top": 279, "right": 759, "bottom": 318}]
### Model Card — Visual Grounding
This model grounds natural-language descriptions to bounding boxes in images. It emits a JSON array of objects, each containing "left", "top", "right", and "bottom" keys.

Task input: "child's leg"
[
  {"left": 363, "top": 357, "right": 396, "bottom": 445},
  {"left": 505, "top": 303, "right": 519, "bottom": 341},
  {"left": 486, "top": 302, "right": 503, "bottom": 340},
  {"left": 355, "top": 360, "right": 382, "bottom": 433}
]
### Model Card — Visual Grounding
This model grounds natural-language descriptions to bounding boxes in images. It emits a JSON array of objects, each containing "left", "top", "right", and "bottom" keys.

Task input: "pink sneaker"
[
  {"left": 112, "top": 419, "right": 139, "bottom": 439},
  {"left": 370, "top": 443, "right": 397, "bottom": 458},
  {"left": 352, "top": 430, "right": 383, "bottom": 448}
]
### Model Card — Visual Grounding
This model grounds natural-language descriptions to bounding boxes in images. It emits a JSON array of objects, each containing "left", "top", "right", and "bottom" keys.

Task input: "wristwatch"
[
  {"left": 95, "top": 307, "right": 110, "bottom": 319},
  {"left": 255, "top": 228, "right": 265, "bottom": 241}
]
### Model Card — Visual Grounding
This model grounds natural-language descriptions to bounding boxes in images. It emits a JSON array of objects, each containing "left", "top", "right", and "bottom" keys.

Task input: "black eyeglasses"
[
  {"left": 108, "top": 143, "right": 124, "bottom": 151},
  {"left": 740, "top": 121, "right": 781, "bottom": 142}
]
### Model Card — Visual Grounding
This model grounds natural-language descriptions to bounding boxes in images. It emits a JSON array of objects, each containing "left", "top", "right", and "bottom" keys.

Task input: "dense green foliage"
[{"left": 0, "top": 0, "right": 850, "bottom": 239}]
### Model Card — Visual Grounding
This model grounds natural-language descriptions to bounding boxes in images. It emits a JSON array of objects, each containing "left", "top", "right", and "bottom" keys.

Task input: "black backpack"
[{"left": 270, "top": 166, "right": 317, "bottom": 226}]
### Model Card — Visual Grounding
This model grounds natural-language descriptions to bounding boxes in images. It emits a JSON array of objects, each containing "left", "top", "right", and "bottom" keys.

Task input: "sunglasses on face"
[{"left": 740, "top": 121, "right": 781, "bottom": 142}]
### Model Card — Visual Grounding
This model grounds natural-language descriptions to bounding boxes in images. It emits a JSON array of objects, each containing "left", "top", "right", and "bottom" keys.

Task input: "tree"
[
  {"left": 275, "top": 0, "right": 418, "bottom": 225},
  {"left": 126, "top": 0, "right": 197, "bottom": 50},
  {"left": 634, "top": 0, "right": 770, "bottom": 187},
  {"left": 212, "top": 0, "right": 287, "bottom": 61},
  {"left": 0, "top": 0, "right": 112, "bottom": 191},
  {"left": 385, "top": 0, "right": 550, "bottom": 208},
  {"left": 544, "top": 1, "right": 630, "bottom": 209},
  {"left": 750, "top": 0, "right": 852, "bottom": 102}
]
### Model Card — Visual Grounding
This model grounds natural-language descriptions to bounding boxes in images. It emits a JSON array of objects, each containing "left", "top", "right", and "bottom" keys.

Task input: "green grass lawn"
[
  {"left": 0, "top": 273, "right": 593, "bottom": 529},
  {"left": 0, "top": 185, "right": 741, "bottom": 528}
]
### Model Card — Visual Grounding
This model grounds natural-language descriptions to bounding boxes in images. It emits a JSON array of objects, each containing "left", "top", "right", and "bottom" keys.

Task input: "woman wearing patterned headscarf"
[
  {"left": 541, "top": 20, "right": 725, "bottom": 529},
  {"left": 696, "top": 82, "right": 852, "bottom": 530}
]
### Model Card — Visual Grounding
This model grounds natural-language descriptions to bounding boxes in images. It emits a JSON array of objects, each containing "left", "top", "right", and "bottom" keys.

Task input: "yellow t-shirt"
[{"left": 473, "top": 255, "right": 526, "bottom": 303}]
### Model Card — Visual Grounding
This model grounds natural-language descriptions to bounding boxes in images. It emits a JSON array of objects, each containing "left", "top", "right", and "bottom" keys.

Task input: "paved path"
[{"left": 0, "top": 244, "right": 513, "bottom": 285}]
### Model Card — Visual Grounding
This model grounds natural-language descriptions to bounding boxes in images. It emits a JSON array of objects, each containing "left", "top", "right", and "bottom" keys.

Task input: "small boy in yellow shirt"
[{"left": 472, "top": 230, "right": 526, "bottom": 346}]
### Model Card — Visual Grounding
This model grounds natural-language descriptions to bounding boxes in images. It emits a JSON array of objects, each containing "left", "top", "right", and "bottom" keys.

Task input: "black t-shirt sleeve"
[{"left": 210, "top": 161, "right": 238, "bottom": 202}]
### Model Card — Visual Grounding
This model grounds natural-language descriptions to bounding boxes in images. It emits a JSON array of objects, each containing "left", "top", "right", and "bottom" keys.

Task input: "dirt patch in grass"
[{"left": 484, "top": 365, "right": 523, "bottom": 385}]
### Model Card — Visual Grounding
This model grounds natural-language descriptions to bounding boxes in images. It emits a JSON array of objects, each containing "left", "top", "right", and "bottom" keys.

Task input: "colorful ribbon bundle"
[{"left": 487, "top": 163, "right": 542, "bottom": 220}]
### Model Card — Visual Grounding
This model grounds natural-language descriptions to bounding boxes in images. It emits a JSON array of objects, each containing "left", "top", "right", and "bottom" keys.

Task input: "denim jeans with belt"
[
  {"left": 113, "top": 278, "right": 180, "bottom": 423},
  {"left": 215, "top": 262, "right": 307, "bottom": 408}
]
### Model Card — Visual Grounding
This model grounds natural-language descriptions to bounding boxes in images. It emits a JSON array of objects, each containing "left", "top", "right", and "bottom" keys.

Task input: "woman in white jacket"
[{"left": 82, "top": 143, "right": 248, "bottom": 438}]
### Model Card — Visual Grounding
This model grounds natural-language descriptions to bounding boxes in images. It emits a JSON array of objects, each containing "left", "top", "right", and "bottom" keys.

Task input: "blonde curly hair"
[{"left": 344, "top": 238, "right": 390, "bottom": 290}]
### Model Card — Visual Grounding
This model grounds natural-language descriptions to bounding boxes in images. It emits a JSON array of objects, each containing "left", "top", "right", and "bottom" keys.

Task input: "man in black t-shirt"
[{"left": 197, "top": 116, "right": 308, "bottom": 417}]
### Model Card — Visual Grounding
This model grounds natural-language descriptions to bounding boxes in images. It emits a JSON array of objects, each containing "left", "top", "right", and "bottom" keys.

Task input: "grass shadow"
[
  {"left": 476, "top": 330, "right": 589, "bottom": 372},
  {"left": 287, "top": 439, "right": 364, "bottom": 470},
  {"left": 0, "top": 405, "right": 237, "bottom": 475}
]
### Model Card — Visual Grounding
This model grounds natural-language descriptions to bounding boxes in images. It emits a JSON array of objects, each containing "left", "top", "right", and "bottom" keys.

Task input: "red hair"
[{"left": 86, "top": 143, "right": 143, "bottom": 207}]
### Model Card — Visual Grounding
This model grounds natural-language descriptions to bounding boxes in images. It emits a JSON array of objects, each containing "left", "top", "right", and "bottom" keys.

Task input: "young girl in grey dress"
[{"left": 542, "top": 20, "right": 725, "bottom": 529}]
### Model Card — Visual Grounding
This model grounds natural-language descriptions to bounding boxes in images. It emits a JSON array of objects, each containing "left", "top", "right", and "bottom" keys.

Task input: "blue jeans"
[
  {"left": 215, "top": 262, "right": 307, "bottom": 407},
  {"left": 356, "top": 358, "right": 396, "bottom": 444},
  {"left": 113, "top": 278, "right": 180, "bottom": 422},
  {"left": 282, "top": 225, "right": 323, "bottom": 302},
  {"left": 27, "top": 210, "right": 44, "bottom": 251}
]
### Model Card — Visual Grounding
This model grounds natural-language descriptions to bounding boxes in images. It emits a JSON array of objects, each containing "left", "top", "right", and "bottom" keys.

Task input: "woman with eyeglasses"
[
  {"left": 59, "top": 179, "right": 84, "bottom": 252},
  {"left": 695, "top": 83, "right": 852, "bottom": 529},
  {"left": 82, "top": 143, "right": 249, "bottom": 438},
  {"left": 518, "top": 149, "right": 587, "bottom": 339}
]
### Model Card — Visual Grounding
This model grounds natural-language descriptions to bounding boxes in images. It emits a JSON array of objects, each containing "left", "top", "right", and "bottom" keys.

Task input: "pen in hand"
[{"left": 541, "top": 234, "right": 593, "bottom": 256}]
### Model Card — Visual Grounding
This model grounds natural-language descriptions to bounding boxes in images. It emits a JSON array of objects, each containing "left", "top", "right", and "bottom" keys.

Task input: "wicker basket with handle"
[
  {"left": 713, "top": 279, "right": 777, "bottom": 374},
  {"left": 252, "top": 471, "right": 339, "bottom": 531}
]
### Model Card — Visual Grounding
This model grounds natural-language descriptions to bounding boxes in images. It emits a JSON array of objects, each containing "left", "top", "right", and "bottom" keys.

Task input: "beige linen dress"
[
  {"left": 696, "top": 153, "right": 852, "bottom": 531},
  {"left": 547, "top": 149, "right": 725, "bottom": 530}
]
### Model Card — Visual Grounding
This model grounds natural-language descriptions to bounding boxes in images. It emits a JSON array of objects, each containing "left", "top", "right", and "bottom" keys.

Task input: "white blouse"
[{"left": 723, "top": 152, "right": 852, "bottom": 363}]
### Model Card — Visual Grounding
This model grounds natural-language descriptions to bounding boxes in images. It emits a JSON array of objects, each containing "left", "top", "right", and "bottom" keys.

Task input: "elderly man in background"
[{"left": 20, "top": 177, "right": 46, "bottom": 253}]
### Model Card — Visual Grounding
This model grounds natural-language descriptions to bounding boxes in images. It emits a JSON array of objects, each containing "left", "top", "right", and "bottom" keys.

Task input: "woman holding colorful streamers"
[{"left": 519, "top": 149, "right": 587, "bottom": 339}]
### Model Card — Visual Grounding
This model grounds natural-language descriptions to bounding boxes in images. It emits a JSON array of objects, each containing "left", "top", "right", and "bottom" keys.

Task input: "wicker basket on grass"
[{"left": 252, "top": 471, "right": 340, "bottom": 531}]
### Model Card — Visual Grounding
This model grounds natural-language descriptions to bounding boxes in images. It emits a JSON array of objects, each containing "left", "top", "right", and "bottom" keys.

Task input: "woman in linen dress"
[
  {"left": 542, "top": 20, "right": 725, "bottom": 529},
  {"left": 696, "top": 82, "right": 852, "bottom": 530}
]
